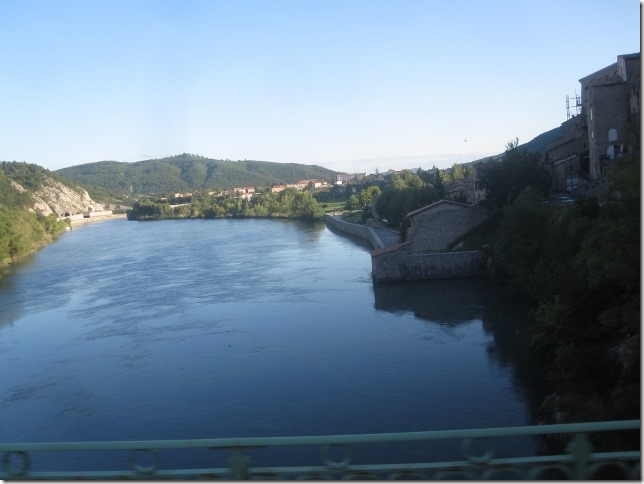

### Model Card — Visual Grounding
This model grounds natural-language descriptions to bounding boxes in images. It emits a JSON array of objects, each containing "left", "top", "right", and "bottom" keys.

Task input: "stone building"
[
  {"left": 547, "top": 53, "right": 640, "bottom": 193},
  {"left": 406, "top": 201, "right": 495, "bottom": 252},
  {"left": 336, "top": 173, "right": 366, "bottom": 184}
]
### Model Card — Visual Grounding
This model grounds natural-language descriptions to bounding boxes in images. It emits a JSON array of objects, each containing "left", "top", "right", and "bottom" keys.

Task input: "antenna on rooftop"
[{"left": 566, "top": 92, "right": 582, "bottom": 120}]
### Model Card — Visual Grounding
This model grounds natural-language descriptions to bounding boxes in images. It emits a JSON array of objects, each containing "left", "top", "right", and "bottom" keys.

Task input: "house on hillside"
[
  {"left": 298, "top": 179, "right": 323, "bottom": 189},
  {"left": 233, "top": 187, "right": 255, "bottom": 199},
  {"left": 336, "top": 173, "right": 366, "bottom": 184},
  {"left": 271, "top": 184, "right": 287, "bottom": 193},
  {"left": 443, "top": 177, "right": 479, "bottom": 204},
  {"left": 547, "top": 52, "right": 640, "bottom": 194}
]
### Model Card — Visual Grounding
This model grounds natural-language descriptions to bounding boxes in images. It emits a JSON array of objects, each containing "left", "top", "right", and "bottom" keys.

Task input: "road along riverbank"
[{"left": 67, "top": 213, "right": 127, "bottom": 226}]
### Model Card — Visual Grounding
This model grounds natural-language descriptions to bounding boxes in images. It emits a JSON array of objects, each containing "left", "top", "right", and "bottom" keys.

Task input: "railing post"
[
  {"left": 567, "top": 432, "right": 592, "bottom": 480},
  {"left": 228, "top": 449, "right": 250, "bottom": 480}
]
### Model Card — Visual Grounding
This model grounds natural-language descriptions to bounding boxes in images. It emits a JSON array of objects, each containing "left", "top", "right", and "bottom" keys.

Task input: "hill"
[
  {"left": 517, "top": 126, "right": 563, "bottom": 154},
  {"left": 0, "top": 161, "right": 103, "bottom": 216},
  {"left": 55, "top": 154, "right": 338, "bottom": 196},
  {"left": 469, "top": 126, "right": 563, "bottom": 165},
  {"left": 0, "top": 161, "right": 101, "bottom": 267}
]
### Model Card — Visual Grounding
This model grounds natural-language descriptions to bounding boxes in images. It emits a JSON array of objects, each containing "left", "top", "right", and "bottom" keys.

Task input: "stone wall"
[
  {"left": 325, "top": 211, "right": 489, "bottom": 282},
  {"left": 371, "top": 244, "right": 485, "bottom": 282},
  {"left": 407, "top": 204, "right": 494, "bottom": 252},
  {"left": 323, "top": 214, "right": 385, "bottom": 249}
]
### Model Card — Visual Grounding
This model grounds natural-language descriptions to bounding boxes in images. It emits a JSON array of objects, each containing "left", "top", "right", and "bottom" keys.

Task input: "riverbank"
[{"left": 68, "top": 213, "right": 127, "bottom": 227}]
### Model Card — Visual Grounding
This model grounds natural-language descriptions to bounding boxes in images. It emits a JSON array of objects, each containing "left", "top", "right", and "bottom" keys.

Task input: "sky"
[{"left": 0, "top": 0, "right": 640, "bottom": 174}]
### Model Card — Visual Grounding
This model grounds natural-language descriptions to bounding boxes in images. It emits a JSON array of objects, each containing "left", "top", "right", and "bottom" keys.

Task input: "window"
[{"left": 608, "top": 128, "right": 618, "bottom": 142}]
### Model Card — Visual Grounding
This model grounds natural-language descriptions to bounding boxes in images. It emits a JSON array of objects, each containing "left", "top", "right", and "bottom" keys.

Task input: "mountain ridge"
[{"left": 55, "top": 154, "right": 338, "bottom": 196}]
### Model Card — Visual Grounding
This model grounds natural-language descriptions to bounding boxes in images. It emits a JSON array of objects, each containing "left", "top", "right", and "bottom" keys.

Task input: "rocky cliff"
[{"left": 11, "top": 176, "right": 104, "bottom": 217}]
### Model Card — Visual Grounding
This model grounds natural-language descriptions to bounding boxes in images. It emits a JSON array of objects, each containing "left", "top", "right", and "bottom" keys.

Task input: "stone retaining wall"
[
  {"left": 325, "top": 213, "right": 487, "bottom": 282},
  {"left": 323, "top": 214, "right": 385, "bottom": 249},
  {"left": 371, "top": 245, "right": 485, "bottom": 282}
]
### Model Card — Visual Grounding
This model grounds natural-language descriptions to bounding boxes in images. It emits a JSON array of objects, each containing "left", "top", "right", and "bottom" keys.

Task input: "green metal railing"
[{"left": 1, "top": 420, "right": 639, "bottom": 480}]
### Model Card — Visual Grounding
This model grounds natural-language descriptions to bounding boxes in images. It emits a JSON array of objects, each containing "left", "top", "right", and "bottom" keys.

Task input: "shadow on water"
[{"left": 373, "top": 277, "right": 548, "bottom": 423}]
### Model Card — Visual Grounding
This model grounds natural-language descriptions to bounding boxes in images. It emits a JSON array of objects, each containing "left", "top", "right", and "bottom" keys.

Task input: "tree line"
[
  {"left": 127, "top": 187, "right": 325, "bottom": 221},
  {"left": 477, "top": 140, "right": 639, "bottom": 429}
]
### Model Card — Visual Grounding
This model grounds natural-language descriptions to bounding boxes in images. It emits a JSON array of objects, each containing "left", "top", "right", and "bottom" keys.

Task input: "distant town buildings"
[{"left": 336, "top": 173, "right": 366, "bottom": 184}]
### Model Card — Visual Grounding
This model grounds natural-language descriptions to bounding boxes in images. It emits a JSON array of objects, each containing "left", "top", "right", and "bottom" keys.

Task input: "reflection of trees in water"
[
  {"left": 373, "top": 278, "right": 548, "bottom": 419},
  {"left": 0, "top": 254, "right": 38, "bottom": 331},
  {"left": 373, "top": 278, "right": 489, "bottom": 323},
  {"left": 291, "top": 219, "right": 331, "bottom": 244}
]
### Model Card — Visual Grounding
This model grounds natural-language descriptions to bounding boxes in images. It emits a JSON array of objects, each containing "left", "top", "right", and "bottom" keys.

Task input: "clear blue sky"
[{"left": 0, "top": 0, "right": 640, "bottom": 173}]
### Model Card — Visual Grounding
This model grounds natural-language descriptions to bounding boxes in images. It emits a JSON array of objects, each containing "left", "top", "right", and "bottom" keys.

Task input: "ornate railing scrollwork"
[{"left": 0, "top": 420, "right": 639, "bottom": 480}]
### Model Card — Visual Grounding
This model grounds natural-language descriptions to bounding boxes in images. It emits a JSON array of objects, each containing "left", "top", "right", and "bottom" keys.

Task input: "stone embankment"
[
  {"left": 324, "top": 213, "right": 486, "bottom": 282},
  {"left": 323, "top": 214, "right": 391, "bottom": 249},
  {"left": 370, "top": 244, "right": 485, "bottom": 282}
]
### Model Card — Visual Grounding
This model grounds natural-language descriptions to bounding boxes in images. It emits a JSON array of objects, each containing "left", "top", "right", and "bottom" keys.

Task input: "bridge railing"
[{"left": 1, "top": 420, "right": 639, "bottom": 480}]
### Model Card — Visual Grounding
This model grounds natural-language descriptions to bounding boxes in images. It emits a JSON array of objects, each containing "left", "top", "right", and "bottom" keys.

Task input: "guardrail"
[{"left": 1, "top": 420, "right": 639, "bottom": 480}]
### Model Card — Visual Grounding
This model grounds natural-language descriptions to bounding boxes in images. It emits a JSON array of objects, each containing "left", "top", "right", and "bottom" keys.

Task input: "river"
[{"left": 0, "top": 218, "right": 546, "bottom": 469}]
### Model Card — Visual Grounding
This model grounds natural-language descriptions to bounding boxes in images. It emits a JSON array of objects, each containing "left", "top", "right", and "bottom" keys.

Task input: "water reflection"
[
  {"left": 373, "top": 278, "right": 547, "bottom": 416},
  {"left": 373, "top": 277, "right": 490, "bottom": 323},
  {"left": 1, "top": 219, "right": 547, "bottom": 453},
  {"left": 0, "top": 253, "right": 41, "bottom": 331}
]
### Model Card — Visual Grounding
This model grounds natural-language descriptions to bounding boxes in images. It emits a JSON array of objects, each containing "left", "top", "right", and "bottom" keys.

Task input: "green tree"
[
  {"left": 290, "top": 191, "right": 323, "bottom": 220},
  {"left": 375, "top": 185, "right": 440, "bottom": 227},
  {"left": 358, "top": 185, "right": 382, "bottom": 207},
  {"left": 493, "top": 186, "right": 550, "bottom": 290},
  {"left": 391, "top": 170, "right": 424, "bottom": 190},
  {"left": 431, "top": 168, "right": 445, "bottom": 197},
  {"left": 476, "top": 139, "right": 549, "bottom": 208},
  {"left": 494, "top": 151, "right": 640, "bottom": 423},
  {"left": 451, "top": 163, "right": 465, "bottom": 180},
  {"left": 345, "top": 194, "right": 360, "bottom": 210}
]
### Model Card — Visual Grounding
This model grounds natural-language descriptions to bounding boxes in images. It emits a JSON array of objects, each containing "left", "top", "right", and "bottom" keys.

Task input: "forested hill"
[
  {"left": 0, "top": 162, "right": 77, "bottom": 267},
  {"left": 55, "top": 154, "right": 338, "bottom": 196},
  {"left": 470, "top": 126, "right": 564, "bottom": 164}
]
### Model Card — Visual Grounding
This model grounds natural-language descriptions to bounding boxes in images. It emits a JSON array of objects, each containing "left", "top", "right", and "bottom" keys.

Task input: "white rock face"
[{"left": 13, "top": 176, "right": 104, "bottom": 217}]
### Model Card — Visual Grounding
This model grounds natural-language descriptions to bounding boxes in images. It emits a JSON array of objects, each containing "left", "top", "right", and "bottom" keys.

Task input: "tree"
[
  {"left": 375, "top": 185, "right": 441, "bottom": 228},
  {"left": 493, "top": 186, "right": 550, "bottom": 290},
  {"left": 358, "top": 185, "right": 382, "bottom": 208},
  {"left": 345, "top": 194, "right": 360, "bottom": 210},
  {"left": 451, "top": 163, "right": 464, "bottom": 180},
  {"left": 438, "top": 169, "right": 450, "bottom": 185},
  {"left": 391, "top": 170, "right": 424, "bottom": 190},
  {"left": 290, "top": 191, "right": 324, "bottom": 220},
  {"left": 432, "top": 168, "right": 445, "bottom": 197},
  {"left": 491, "top": 149, "right": 640, "bottom": 422},
  {"left": 476, "top": 139, "right": 550, "bottom": 208}
]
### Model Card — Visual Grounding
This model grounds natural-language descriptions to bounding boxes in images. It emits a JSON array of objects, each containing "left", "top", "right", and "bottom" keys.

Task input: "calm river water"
[{"left": 0, "top": 218, "right": 547, "bottom": 468}]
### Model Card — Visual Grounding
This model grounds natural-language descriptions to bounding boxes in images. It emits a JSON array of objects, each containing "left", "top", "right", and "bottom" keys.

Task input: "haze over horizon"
[{"left": 0, "top": 0, "right": 639, "bottom": 175}]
